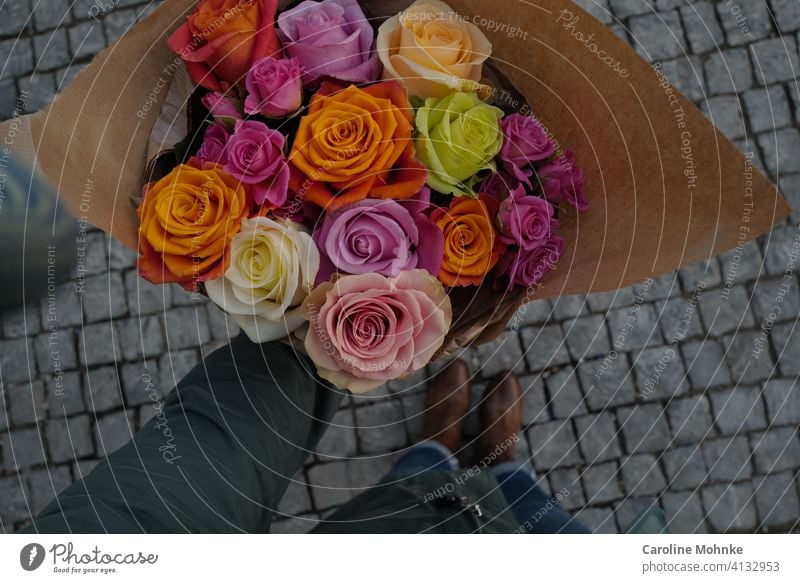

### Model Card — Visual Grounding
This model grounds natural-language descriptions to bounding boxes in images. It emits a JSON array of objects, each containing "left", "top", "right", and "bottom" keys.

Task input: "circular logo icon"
[{"left": 20, "top": 543, "right": 46, "bottom": 571}]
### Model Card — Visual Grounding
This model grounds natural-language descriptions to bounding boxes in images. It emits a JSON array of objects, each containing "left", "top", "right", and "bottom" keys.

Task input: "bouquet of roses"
[{"left": 135, "top": 0, "right": 590, "bottom": 392}]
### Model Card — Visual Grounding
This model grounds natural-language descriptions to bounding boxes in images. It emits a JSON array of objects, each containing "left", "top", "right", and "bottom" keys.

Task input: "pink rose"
[
  {"left": 497, "top": 236, "right": 564, "bottom": 289},
  {"left": 201, "top": 91, "right": 243, "bottom": 124},
  {"left": 500, "top": 113, "right": 556, "bottom": 183},
  {"left": 223, "top": 120, "right": 290, "bottom": 207},
  {"left": 196, "top": 122, "right": 231, "bottom": 164},
  {"left": 244, "top": 57, "right": 304, "bottom": 118},
  {"left": 537, "top": 150, "right": 589, "bottom": 212},
  {"left": 302, "top": 270, "right": 452, "bottom": 393},
  {"left": 497, "top": 186, "right": 559, "bottom": 251}
]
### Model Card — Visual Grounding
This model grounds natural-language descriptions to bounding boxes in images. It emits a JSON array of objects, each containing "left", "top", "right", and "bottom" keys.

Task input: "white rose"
[
  {"left": 206, "top": 217, "right": 319, "bottom": 343},
  {"left": 376, "top": 0, "right": 492, "bottom": 99}
]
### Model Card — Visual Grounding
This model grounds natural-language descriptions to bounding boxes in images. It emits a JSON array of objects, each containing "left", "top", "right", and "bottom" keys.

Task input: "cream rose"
[
  {"left": 205, "top": 217, "right": 319, "bottom": 343},
  {"left": 376, "top": 0, "right": 492, "bottom": 99}
]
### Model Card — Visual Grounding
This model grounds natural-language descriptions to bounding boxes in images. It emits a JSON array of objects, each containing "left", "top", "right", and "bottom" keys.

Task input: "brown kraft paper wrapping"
[{"left": 1, "top": 0, "right": 790, "bottom": 353}]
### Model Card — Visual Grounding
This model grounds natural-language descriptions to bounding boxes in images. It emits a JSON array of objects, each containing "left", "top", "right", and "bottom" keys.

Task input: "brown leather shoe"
[
  {"left": 421, "top": 359, "right": 471, "bottom": 452},
  {"left": 477, "top": 372, "right": 523, "bottom": 466}
]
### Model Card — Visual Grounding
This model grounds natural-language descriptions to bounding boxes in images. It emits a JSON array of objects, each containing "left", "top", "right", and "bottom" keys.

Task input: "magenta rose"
[
  {"left": 480, "top": 170, "right": 523, "bottom": 200},
  {"left": 223, "top": 120, "right": 290, "bottom": 207},
  {"left": 244, "top": 57, "right": 304, "bottom": 118},
  {"left": 500, "top": 113, "right": 556, "bottom": 183},
  {"left": 497, "top": 186, "right": 559, "bottom": 251},
  {"left": 313, "top": 189, "right": 443, "bottom": 283},
  {"left": 277, "top": 0, "right": 381, "bottom": 86},
  {"left": 498, "top": 236, "right": 564, "bottom": 289},
  {"left": 196, "top": 122, "right": 231, "bottom": 164},
  {"left": 537, "top": 150, "right": 589, "bottom": 212},
  {"left": 201, "top": 91, "right": 243, "bottom": 125},
  {"left": 302, "top": 270, "right": 452, "bottom": 392}
]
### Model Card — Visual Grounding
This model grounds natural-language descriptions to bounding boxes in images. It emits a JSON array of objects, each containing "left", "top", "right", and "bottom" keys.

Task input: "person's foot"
[
  {"left": 477, "top": 372, "right": 523, "bottom": 466},
  {"left": 422, "top": 359, "right": 471, "bottom": 452}
]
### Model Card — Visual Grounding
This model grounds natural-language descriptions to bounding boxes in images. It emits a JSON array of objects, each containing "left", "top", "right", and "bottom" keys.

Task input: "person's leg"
[{"left": 24, "top": 335, "right": 344, "bottom": 533}]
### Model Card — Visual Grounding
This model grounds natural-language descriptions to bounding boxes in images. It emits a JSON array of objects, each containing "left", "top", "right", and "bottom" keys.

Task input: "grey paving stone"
[
  {"left": 56, "top": 62, "right": 85, "bottom": 87},
  {"left": 679, "top": 259, "right": 723, "bottom": 292},
  {"left": 655, "top": 0, "right": 682, "bottom": 9},
  {"left": 772, "top": 0, "right": 800, "bottom": 33},
  {"left": 520, "top": 325, "right": 571, "bottom": 371},
  {"left": 663, "top": 444, "right": 708, "bottom": 490},
  {"left": 551, "top": 295, "right": 588, "bottom": 320},
  {"left": 608, "top": 0, "right": 653, "bottom": 19},
  {"left": 0, "top": 79, "right": 17, "bottom": 119},
  {"left": 546, "top": 366, "right": 587, "bottom": 418},
  {"left": 137, "top": 403, "right": 158, "bottom": 429},
  {"left": 617, "top": 402, "right": 671, "bottom": 453},
  {"left": 701, "top": 95, "right": 747, "bottom": 140},
  {"left": 608, "top": 303, "right": 662, "bottom": 351},
  {"left": 702, "top": 482, "right": 758, "bottom": 532},
  {"left": 709, "top": 385, "right": 768, "bottom": 435},
  {"left": 2, "top": 305, "right": 42, "bottom": 338},
  {"left": 2, "top": 426, "right": 46, "bottom": 470},
  {"left": 0, "top": 0, "right": 31, "bottom": 36},
  {"left": 163, "top": 306, "right": 211, "bottom": 351},
  {"left": 94, "top": 410, "right": 134, "bottom": 457},
  {"left": 546, "top": 466, "right": 586, "bottom": 510},
  {"left": 314, "top": 409, "right": 357, "bottom": 459},
  {"left": 33, "top": 28, "right": 70, "bottom": 71},
  {"left": 762, "top": 378, "right": 800, "bottom": 426},
  {"left": 563, "top": 314, "right": 610, "bottom": 360},
  {"left": 614, "top": 494, "right": 659, "bottom": 533},
  {"left": 586, "top": 287, "right": 635, "bottom": 312},
  {"left": 0, "top": 38, "right": 34, "bottom": 78},
  {"left": 621, "top": 453, "right": 666, "bottom": 495},
  {"left": 719, "top": 240, "right": 765, "bottom": 287},
  {"left": 753, "top": 471, "right": 800, "bottom": 530},
  {"left": 743, "top": 85, "right": 793, "bottom": 133},
  {"left": 698, "top": 286, "right": 754, "bottom": 335},
  {"left": 205, "top": 303, "right": 240, "bottom": 341},
  {"left": 778, "top": 174, "right": 800, "bottom": 224},
  {"left": 574, "top": 412, "right": 621, "bottom": 463},
  {"left": 34, "top": 329, "right": 78, "bottom": 376},
  {"left": 573, "top": 0, "right": 612, "bottom": 24},
  {"left": 32, "top": 0, "right": 72, "bottom": 31},
  {"left": 7, "top": 381, "right": 45, "bottom": 426},
  {"left": 750, "top": 36, "right": 800, "bottom": 86},
  {"left": 0, "top": 476, "right": 28, "bottom": 526},
  {"left": 17, "top": 72, "right": 57, "bottom": 112},
  {"left": 633, "top": 345, "right": 690, "bottom": 400},
  {"left": 40, "top": 282, "right": 83, "bottom": 329},
  {"left": 750, "top": 427, "right": 800, "bottom": 473},
  {"left": 103, "top": 8, "right": 139, "bottom": 43},
  {"left": 704, "top": 48, "right": 754, "bottom": 95},
  {"left": 396, "top": 392, "right": 424, "bottom": 440},
  {"left": 170, "top": 284, "right": 206, "bottom": 307},
  {"left": 658, "top": 56, "right": 706, "bottom": 102},
  {"left": 117, "top": 315, "right": 165, "bottom": 361},
  {"left": 26, "top": 465, "right": 72, "bottom": 515},
  {"left": 667, "top": 395, "right": 715, "bottom": 446},
  {"left": 763, "top": 225, "right": 800, "bottom": 277},
  {"left": 723, "top": 331, "right": 776, "bottom": 385},
  {"left": 78, "top": 322, "right": 120, "bottom": 366},
  {"left": 762, "top": 128, "right": 800, "bottom": 179},
  {"left": 581, "top": 461, "right": 624, "bottom": 504},
  {"left": 528, "top": 420, "right": 582, "bottom": 470},
  {"left": 578, "top": 353, "right": 636, "bottom": 410},
  {"left": 124, "top": 269, "right": 171, "bottom": 316},
  {"left": 630, "top": 10, "right": 687, "bottom": 61},
  {"left": 159, "top": 349, "right": 199, "bottom": 396},
  {"left": 354, "top": 400, "right": 408, "bottom": 454},
  {"left": 657, "top": 296, "right": 704, "bottom": 342},
  {"left": 681, "top": 340, "right": 733, "bottom": 389},
  {"left": 307, "top": 456, "right": 394, "bottom": 510},
  {"left": 120, "top": 361, "right": 159, "bottom": 407},
  {"left": 771, "top": 322, "right": 800, "bottom": 377},
  {"left": 81, "top": 272, "right": 128, "bottom": 323},
  {"left": 46, "top": 414, "right": 94, "bottom": 463},
  {"left": 514, "top": 298, "right": 553, "bottom": 327},
  {"left": 46, "top": 370, "right": 84, "bottom": 417},
  {"left": 276, "top": 475, "right": 313, "bottom": 516},
  {"left": 716, "top": 0, "right": 773, "bottom": 46},
  {"left": 574, "top": 505, "right": 618, "bottom": 533},
  {"left": 680, "top": 1, "right": 724, "bottom": 54},
  {"left": 662, "top": 490, "right": 708, "bottom": 533},
  {"left": 517, "top": 372, "right": 549, "bottom": 425},
  {"left": 702, "top": 435, "right": 754, "bottom": 482},
  {"left": 83, "top": 365, "right": 123, "bottom": 413},
  {"left": 637, "top": 272, "right": 680, "bottom": 301},
  {"left": 68, "top": 21, "right": 107, "bottom": 60},
  {"left": 0, "top": 338, "right": 35, "bottom": 383},
  {"left": 474, "top": 330, "right": 524, "bottom": 377}
]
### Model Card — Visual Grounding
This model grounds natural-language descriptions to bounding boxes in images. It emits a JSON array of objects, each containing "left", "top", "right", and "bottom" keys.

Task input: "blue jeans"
[{"left": 384, "top": 441, "right": 590, "bottom": 534}]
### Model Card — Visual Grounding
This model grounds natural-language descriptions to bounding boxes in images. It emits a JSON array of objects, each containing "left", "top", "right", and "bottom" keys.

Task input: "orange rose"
[
  {"left": 430, "top": 194, "right": 506, "bottom": 287},
  {"left": 167, "top": 0, "right": 281, "bottom": 92},
  {"left": 289, "top": 80, "right": 427, "bottom": 212},
  {"left": 137, "top": 159, "right": 250, "bottom": 289}
]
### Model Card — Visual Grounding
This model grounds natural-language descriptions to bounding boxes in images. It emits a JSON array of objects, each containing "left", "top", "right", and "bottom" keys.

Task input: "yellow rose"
[
  {"left": 376, "top": 0, "right": 492, "bottom": 99},
  {"left": 205, "top": 217, "right": 319, "bottom": 342}
]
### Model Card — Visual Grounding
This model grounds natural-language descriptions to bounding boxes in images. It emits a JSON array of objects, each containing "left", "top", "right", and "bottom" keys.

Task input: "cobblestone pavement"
[{"left": 1, "top": 0, "right": 800, "bottom": 534}]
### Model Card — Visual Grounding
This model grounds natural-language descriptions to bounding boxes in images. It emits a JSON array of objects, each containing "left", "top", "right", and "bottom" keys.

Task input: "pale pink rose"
[{"left": 302, "top": 270, "right": 452, "bottom": 393}]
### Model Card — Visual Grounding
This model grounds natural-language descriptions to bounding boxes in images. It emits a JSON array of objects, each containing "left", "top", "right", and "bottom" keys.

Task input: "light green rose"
[{"left": 415, "top": 91, "right": 504, "bottom": 196}]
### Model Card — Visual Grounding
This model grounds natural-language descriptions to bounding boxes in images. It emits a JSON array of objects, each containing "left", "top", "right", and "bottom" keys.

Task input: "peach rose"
[
  {"left": 137, "top": 158, "right": 249, "bottom": 289},
  {"left": 376, "top": 0, "right": 492, "bottom": 99}
]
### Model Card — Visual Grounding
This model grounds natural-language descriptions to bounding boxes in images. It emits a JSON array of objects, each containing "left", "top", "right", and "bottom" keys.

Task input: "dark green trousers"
[{"left": 24, "top": 336, "right": 520, "bottom": 533}]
